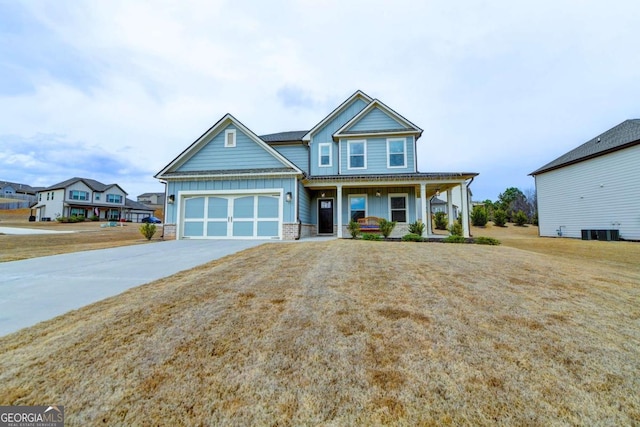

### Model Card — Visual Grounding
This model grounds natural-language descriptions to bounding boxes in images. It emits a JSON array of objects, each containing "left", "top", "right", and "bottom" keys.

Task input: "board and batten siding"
[
  {"left": 309, "top": 98, "right": 368, "bottom": 176},
  {"left": 166, "top": 177, "right": 297, "bottom": 224},
  {"left": 178, "top": 124, "right": 285, "bottom": 172},
  {"left": 339, "top": 136, "right": 415, "bottom": 174},
  {"left": 348, "top": 107, "right": 405, "bottom": 132},
  {"left": 536, "top": 144, "right": 640, "bottom": 240}
]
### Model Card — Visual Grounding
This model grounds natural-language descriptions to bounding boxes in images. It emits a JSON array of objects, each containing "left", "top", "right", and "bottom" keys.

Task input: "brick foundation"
[{"left": 163, "top": 224, "right": 177, "bottom": 239}]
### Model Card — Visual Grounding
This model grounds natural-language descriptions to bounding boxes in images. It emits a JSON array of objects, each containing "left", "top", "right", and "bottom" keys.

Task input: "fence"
[{"left": 0, "top": 194, "right": 37, "bottom": 210}]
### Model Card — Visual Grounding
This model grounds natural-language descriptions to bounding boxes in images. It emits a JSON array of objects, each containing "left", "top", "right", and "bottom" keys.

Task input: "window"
[
  {"left": 349, "top": 195, "right": 366, "bottom": 221},
  {"left": 95, "top": 193, "right": 100, "bottom": 201},
  {"left": 107, "top": 194, "right": 123, "bottom": 203},
  {"left": 319, "top": 143, "right": 332, "bottom": 167},
  {"left": 390, "top": 194, "right": 407, "bottom": 223},
  {"left": 51, "top": 192, "right": 54, "bottom": 200},
  {"left": 225, "top": 129, "right": 236, "bottom": 147},
  {"left": 47, "top": 193, "right": 50, "bottom": 200},
  {"left": 348, "top": 140, "right": 366, "bottom": 169},
  {"left": 387, "top": 138, "right": 406, "bottom": 168},
  {"left": 69, "top": 190, "right": 89, "bottom": 201}
]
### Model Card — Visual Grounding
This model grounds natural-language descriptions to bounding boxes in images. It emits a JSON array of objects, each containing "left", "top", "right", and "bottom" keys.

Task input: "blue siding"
[
  {"left": 310, "top": 98, "right": 368, "bottom": 176},
  {"left": 273, "top": 144, "right": 308, "bottom": 173},
  {"left": 178, "top": 124, "right": 286, "bottom": 171},
  {"left": 348, "top": 107, "right": 405, "bottom": 132},
  {"left": 339, "top": 187, "right": 417, "bottom": 224},
  {"left": 167, "top": 177, "right": 297, "bottom": 223},
  {"left": 298, "top": 181, "right": 312, "bottom": 223},
  {"left": 340, "top": 136, "right": 415, "bottom": 174}
]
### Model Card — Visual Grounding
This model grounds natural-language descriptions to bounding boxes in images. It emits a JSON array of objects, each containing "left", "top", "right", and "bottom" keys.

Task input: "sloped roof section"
[
  {"left": 334, "top": 99, "right": 423, "bottom": 139},
  {"left": 260, "top": 130, "right": 307, "bottom": 143},
  {"left": 302, "top": 90, "right": 373, "bottom": 141},
  {"left": 530, "top": 119, "right": 640, "bottom": 175}
]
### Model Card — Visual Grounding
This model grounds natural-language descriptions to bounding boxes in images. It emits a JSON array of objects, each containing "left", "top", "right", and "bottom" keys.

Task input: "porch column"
[
  {"left": 420, "top": 183, "right": 429, "bottom": 236},
  {"left": 447, "top": 189, "right": 454, "bottom": 228},
  {"left": 426, "top": 194, "right": 432, "bottom": 236},
  {"left": 460, "top": 181, "right": 470, "bottom": 237},
  {"left": 336, "top": 184, "right": 343, "bottom": 238}
]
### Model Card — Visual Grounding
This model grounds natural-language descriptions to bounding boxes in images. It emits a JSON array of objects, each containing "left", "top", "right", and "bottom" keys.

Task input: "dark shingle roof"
[
  {"left": 530, "top": 119, "right": 640, "bottom": 175},
  {"left": 260, "top": 131, "right": 308, "bottom": 143},
  {"left": 125, "top": 198, "right": 154, "bottom": 211},
  {"left": 42, "top": 177, "right": 126, "bottom": 194}
]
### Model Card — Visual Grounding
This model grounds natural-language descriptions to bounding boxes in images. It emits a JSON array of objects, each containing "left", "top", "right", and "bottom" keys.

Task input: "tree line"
[{"left": 471, "top": 187, "right": 537, "bottom": 227}]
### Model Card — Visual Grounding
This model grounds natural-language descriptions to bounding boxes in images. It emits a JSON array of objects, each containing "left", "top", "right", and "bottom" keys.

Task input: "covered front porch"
[{"left": 302, "top": 173, "right": 478, "bottom": 238}]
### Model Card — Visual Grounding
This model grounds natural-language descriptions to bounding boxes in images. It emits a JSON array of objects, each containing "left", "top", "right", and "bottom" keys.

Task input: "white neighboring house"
[
  {"left": 530, "top": 119, "right": 640, "bottom": 240},
  {"left": 33, "top": 177, "right": 154, "bottom": 222}
]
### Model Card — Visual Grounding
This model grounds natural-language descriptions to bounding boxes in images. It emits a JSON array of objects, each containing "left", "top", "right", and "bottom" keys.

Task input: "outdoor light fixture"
[
  {"left": 286, "top": 192, "right": 292, "bottom": 202},
  {"left": 168, "top": 194, "right": 175, "bottom": 204},
  {"left": 435, "top": 188, "right": 441, "bottom": 197},
  {"left": 376, "top": 190, "right": 381, "bottom": 197},
  {"left": 321, "top": 192, "right": 326, "bottom": 198}
]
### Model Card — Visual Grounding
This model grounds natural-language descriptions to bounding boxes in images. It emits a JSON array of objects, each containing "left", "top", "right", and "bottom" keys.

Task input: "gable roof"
[
  {"left": 0, "top": 180, "right": 41, "bottom": 194},
  {"left": 530, "top": 119, "right": 640, "bottom": 175},
  {"left": 42, "top": 177, "right": 127, "bottom": 195},
  {"left": 333, "top": 99, "right": 423, "bottom": 139},
  {"left": 302, "top": 90, "right": 373, "bottom": 142},
  {"left": 125, "top": 198, "right": 155, "bottom": 211},
  {"left": 155, "top": 114, "right": 303, "bottom": 179}
]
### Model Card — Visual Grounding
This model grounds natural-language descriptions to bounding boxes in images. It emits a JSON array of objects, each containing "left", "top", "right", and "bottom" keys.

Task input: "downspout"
[
  {"left": 466, "top": 177, "right": 475, "bottom": 237},
  {"left": 160, "top": 180, "right": 167, "bottom": 239}
]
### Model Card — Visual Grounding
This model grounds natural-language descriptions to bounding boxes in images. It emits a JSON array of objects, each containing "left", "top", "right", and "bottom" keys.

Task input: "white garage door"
[{"left": 181, "top": 194, "right": 281, "bottom": 239}]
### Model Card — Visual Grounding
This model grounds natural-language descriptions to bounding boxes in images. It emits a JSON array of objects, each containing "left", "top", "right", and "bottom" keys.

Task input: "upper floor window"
[
  {"left": 319, "top": 143, "right": 332, "bottom": 167},
  {"left": 69, "top": 190, "right": 89, "bottom": 201},
  {"left": 95, "top": 193, "right": 101, "bottom": 201},
  {"left": 387, "top": 138, "right": 406, "bottom": 168},
  {"left": 225, "top": 129, "right": 236, "bottom": 147},
  {"left": 348, "top": 140, "right": 366, "bottom": 169},
  {"left": 107, "top": 194, "right": 123, "bottom": 203}
]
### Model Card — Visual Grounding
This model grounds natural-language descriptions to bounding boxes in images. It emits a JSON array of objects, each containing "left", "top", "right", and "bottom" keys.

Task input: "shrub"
[
  {"left": 139, "top": 223, "right": 157, "bottom": 240},
  {"left": 474, "top": 236, "right": 501, "bottom": 245},
  {"left": 443, "top": 235, "right": 466, "bottom": 243},
  {"left": 449, "top": 222, "right": 463, "bottom": 236},
  {"left": 531, "top": 212, "right": 539, "bottom": 226},
  {"left": 361, "top": 233, "right": 382, "bottom": 241},
  {"left": 90, "top": 215, "right": 99, "bottom": 221},
  {"left": 401, "top": 233, "right": 423, "bottom": 242},
  {"left": 347, "top": 220, "right": 360, "bottom": 239},
  {"left": 493, "top": 209, "right": 507, "bottom": 227},
  {"left": 470, "top": 206, "right": 488, "bottom": 226},
  {"left": 434, "top": 211, "right": 448, "bottom": 230},
  {"left": 378, "top": 218, "right": 397, "bottom": 238},
  {"left": 514, "top": 210, "right": 528, "bottom": 226},
  {"left": 408, "top": 220, "right": 425, "bottom": 236}
]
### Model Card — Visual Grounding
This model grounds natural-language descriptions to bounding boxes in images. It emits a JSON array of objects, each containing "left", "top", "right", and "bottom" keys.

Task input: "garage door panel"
[
  {"left": 184, "top": 222, "right": 204, "bottom": 237},
  {"left": 233, "top": 221, "right": 254, "bottom": 236},
  {"left": 185, "top": 197, "right": 205, "bottom": 218},
  {"left": 257, "top": 221, "right": 279, "bottom": 237},
  {"left": 206, "top": 221, "right": 227, "bottom": 236},
  {"left": 233, "top": 196, "right": 254, "bottom": 218},
  {"left": 258, "top": 196, "right": 278, "bottom": 217},
  {"left": 207, "top": 197, "right": 227, "bottom": 219}
]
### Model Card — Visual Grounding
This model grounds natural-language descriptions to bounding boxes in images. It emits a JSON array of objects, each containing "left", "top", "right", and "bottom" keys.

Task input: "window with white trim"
[
  {"left": 387, "top": 138, "right": 406, "bottom": 168},
  {"left": 319, "top": 143, "right": 332, "bottom": 167},
  {"left": 225, "top": 129, "right": 236, "bottom": 147},
  {"left": 107, "top": 194, "right": 123, "bottom": 203},
  {"left": 349, "top": 194, "right": 367, "bottom": 221},
  {"left": 348, "top": 140, "right": 366, "bottom": 169},
  {"left": 389, "top": 194, "right": 408, "bottom": 223},
  {"left": 69, "top": 190, "right": 89, "bottom": 201}
]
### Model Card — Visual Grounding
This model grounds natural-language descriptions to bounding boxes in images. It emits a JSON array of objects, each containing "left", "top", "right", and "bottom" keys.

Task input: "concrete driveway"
[{"left": 0, "top": 239, "right": 266, "bottom": 336}]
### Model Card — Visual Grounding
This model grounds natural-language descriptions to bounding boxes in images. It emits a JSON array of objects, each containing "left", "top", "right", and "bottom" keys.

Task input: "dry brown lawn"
[
  {"left": 1, "top": 229, "right": 639, "bottom": 425},
  {"left": 0, "top": 209, "right": 162, "bottom": 262}
]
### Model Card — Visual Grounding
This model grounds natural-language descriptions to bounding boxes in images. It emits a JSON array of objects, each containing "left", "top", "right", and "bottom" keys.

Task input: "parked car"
[{"left": 141, "top": 216, "right": 162, "bottom": 223}]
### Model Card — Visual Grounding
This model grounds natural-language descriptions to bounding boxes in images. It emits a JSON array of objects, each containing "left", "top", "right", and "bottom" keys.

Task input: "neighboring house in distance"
[
  {"left": 124, "top": 198, "right": 156, "bottom": 222},
  {"left": 430, "top": 196, "right": 459, "bottom": 219},
  {"left": 0, "top": 180, "right": 42, "bottom": 209},
  {"left": 137, "top": 192, "right": 165, "bottom": 209},
  {"left": 155, "top": 90, "right": 478, "bottom": 240},
  {"left": 33, "top": 177, "right": 153, "bottom": 222},
  {"left": 530, "top": 119, "right": 640, "bottom": 240}
]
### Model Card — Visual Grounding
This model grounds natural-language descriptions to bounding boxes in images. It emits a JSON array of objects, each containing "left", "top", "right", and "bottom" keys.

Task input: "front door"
[{"left": 318, "top": 199, "right": 334, "bottom": 234}]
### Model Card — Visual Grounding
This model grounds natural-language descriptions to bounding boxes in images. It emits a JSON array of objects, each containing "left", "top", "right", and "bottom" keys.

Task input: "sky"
[{"left": 1, "top": 0, "right": 639, "bottom": 202}]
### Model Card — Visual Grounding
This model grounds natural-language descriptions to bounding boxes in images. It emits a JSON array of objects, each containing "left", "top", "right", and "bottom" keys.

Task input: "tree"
[
  {"left": 493, "top": 209, "right": 507, "bottom": 227},
  {"left": 514, "top": 210, "right": 528, "bottom": 226},
  {"left": 497, "top": 187, "right": 526, "bottom": 221},
  {"left": 471, "top": 206, "right": 488, "bottom": 226},
  {"left": 434, "top": 211, "right": 448, "bottom": 230}
]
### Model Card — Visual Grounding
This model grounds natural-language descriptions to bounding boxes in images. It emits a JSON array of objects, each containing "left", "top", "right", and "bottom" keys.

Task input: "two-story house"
[
  {"left": 33, "top": 177, "right": 152, "bottom": 221},
  {"left": 156, "top": 90, "right": 478, "bottom": 240}
]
